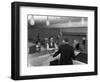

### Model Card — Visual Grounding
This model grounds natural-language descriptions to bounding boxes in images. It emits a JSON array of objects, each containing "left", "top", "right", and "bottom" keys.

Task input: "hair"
[{"left": 63, "top": 38, "right": 69, "bottom": 42}]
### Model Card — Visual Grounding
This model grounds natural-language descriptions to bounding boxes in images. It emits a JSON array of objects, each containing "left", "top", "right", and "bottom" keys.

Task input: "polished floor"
[{"left": 27, "top": 45, "right": 87, "bottom": 66}]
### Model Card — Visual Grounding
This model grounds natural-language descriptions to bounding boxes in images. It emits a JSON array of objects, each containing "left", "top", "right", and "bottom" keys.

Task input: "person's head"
[
  {"left": 82, "top": 37, "right": 86, "bottom": 40},
  {"left": 74, "top": 40, "right": 78, "bottom": 44},
  {"left": 49, "top": 37, "right": 54, "bottom": 42},
  {"left": 74, "top": 40, "right": 77, "bottom": 43},
  {"left": 62, "top": 38, "right": 69, "bottom": 44}
]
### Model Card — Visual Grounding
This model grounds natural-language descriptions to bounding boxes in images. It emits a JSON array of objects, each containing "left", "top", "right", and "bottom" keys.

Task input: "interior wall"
[
  {"left": 28, "top": 28, "right": 60, "bottom": 42},
  {"left": 28, "top": 26, "right": 87, "bottom": 43},
  {"left": 61, "top": 27, "right": 87, "bottom": 33}
]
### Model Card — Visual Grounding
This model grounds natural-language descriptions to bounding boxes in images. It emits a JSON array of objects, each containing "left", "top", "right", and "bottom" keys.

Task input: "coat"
[{"left": 53, "top": 43, "right": 75, "bottom": 65}]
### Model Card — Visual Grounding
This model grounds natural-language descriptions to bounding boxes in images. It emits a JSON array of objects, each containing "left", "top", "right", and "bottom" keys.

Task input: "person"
[
  {"left": 29, "top": 44, "right": 37, "bottom": 54},
  {"left": 73, "top": 40, "right": 80, "bottom": 50},
  {"left": 48, "top": 37, "right": 55, "bottom": 48},
  {"left": 35, "top": 41, "right": 41, "bottom": 52},
  {"left": 48, "top": 37, "right": 58, "bottom": 49},
  {"left": 42, "top": 37, "right": 49, "bottom": 49},
  {"left": 51, "top": 38, "right": 75, "bottom": 65},
  {"left": 76, "top": 42, "right": 80, "bottom": 50},
  {"left": 82, "top": 37, "right": 86, "bottom": 48}
]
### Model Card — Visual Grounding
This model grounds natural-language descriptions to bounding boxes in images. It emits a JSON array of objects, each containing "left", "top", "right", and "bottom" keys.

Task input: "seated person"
[
  {"left": 29, "top": 45, "right": 37, "bottom": 54},
  {"left": 35, "top": 41, "right": 41, "bottom": 52},
  {"left": 29, "top": 41, "right": 41, "bottom": 54}
]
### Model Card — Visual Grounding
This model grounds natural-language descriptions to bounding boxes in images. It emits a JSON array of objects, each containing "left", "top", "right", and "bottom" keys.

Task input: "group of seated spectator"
[
  {"left": 28, "top": 36, "right": 86, "bottom": 54},
  {"left": 73, "top": 37, "right": 86, "bottom": 51},
  {"left": 28, "top": 37, "right": 59, "bottom": 54}
]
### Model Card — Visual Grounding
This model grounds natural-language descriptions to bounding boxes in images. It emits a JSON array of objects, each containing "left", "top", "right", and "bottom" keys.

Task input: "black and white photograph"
[
  {"left": 11, "top": 2, "right": 97, "bottom": 80},
  {"left": 27, "top": 15, "right": 88, "bottom": 66}
]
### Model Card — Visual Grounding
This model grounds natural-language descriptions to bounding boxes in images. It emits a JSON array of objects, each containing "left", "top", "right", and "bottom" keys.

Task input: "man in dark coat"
[{"left": 52, "top": 38, "right": 75, "bottom": 65}]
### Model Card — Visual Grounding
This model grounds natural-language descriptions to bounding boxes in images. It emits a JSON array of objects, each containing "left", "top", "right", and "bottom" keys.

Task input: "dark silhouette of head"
[{"left": 62, "top": 38, "right": 69, "bottom": 43}]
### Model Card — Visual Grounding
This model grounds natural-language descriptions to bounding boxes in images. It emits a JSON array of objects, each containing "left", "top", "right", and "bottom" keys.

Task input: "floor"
[{"left": 27, "top": 50, "right": 86, "bottom": 67}]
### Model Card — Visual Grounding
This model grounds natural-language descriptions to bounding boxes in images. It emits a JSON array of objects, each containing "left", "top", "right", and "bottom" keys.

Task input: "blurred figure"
[
  {"left": 48, "top": 37, "right": 58, "bottom": 49},
  {"left": 29, "top": 44, "right": 37, "bottom": 54},
  {"left": 49, "top": 37, "right": 55, "bottom": 48},
  {"left": 56, "top": 35, "right": 60, "bottom": 46},
  {"left": 82, "top": 37, "right": 86, "bottom": 48},
  {"left": 73, "top": 40, "right": 80, "bottom": 50},
  {"left": 43, "top": 37, "right": 49, "bottom": 49},
  {"left": 51, "top": 38, "right": 75, "bottom": 65},
  {"left": 73, "top": 40, "right": 77, "bottom": 48},
  {"left": 36, "top": 41, "right": 41, "bottom": 52}
]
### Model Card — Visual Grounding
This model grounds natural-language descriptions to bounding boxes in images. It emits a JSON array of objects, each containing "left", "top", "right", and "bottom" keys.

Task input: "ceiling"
[{"left": 28, "top": 15, "right": 88, "bottom": 28}]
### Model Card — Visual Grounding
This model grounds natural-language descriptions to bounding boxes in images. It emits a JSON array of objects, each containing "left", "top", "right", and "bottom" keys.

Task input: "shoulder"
[{"left": 66, "top": 44, "right": 74, "bottom": 50}]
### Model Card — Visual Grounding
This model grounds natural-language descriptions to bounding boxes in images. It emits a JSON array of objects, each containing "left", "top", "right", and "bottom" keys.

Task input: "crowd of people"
[
  {"left": 28, "top": 36, "right": 86, "bottom": 53},
  {"left": 28, "top": 36, "right": 87, "bottom": 65},
  {"left": 28, "top": 37, "right": 58, "bottom": 53}
]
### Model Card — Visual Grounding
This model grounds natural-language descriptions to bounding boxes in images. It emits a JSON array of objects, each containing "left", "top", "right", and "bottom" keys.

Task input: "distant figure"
[
  {"left": 73, "top": 40, "right": 80, "bottom": 50},
  {"left": 48, "top": 37, "right": 57, "bottom": 49},
  {"left": 76, "top": 42, "right": 80, "bottom": 50},
  {"left": 35, "top": 41, "right": 41, "bottom": 52},
  {"left": 51, "top": 38, "right": 75, "bottom": 65},
  {"left": 48, "top": 37, "right": 55, "bottom": 48},
  {"left": 29, "top": 45, "right": 36, "bottom": 54},
  {"left": 82, "top": 37, "right": 86, "bottom": 48},
  {"left": 43, "top": 37, "right": 49, "bottom": 49},
  {"left": 56, "top": 35, "right": 60, "bottom": 45}
]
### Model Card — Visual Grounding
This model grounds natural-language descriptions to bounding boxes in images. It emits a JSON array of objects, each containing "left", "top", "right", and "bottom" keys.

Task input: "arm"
[
  {"left": 53, "top": 50, "right": 60, "bottom": 57},
  {"left": 53, "top": 46, "right": 61, "bottom": 57}
]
